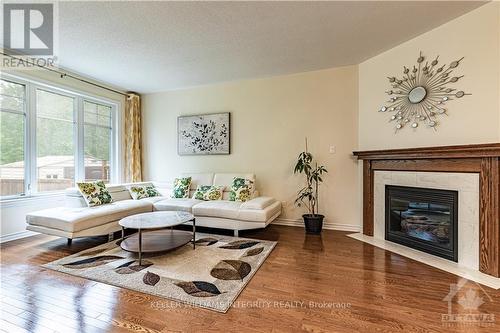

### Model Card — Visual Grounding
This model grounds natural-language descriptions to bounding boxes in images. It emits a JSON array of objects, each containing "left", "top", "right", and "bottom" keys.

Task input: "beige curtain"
[{"left": 124, "top": 93, "right": 142, "bottom": 182}]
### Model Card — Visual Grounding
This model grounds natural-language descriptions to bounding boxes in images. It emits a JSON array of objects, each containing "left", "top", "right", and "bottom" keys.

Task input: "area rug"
[{"left": 43, "top": 233, "right": 276, "bottom": 313}]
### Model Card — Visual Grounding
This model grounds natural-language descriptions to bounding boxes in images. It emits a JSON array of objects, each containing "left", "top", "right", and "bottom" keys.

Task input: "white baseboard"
[
  {"left": 0, "top": 230, "right": 38, "bottom": 244},
  {"left": 273, "top": 218, "right": 361, "bottom": 232}
]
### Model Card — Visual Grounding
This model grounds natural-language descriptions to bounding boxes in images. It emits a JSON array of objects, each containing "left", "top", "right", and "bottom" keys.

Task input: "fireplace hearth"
[{"left": 385, "top": 185, "right": 458, "bottom": 261}]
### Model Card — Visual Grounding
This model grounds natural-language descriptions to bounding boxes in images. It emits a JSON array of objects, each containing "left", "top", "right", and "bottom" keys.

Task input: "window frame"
[
  {"left": 0, "top": 78, "right": 29, "bottom": 198},
  {"left": 81, "top": 97, "right": 116, "bottom": 183},
  {"left": 0, "top": 73, "right": 121, "bottom": 201},
  {"left": 33, "top": 86, "right": 77, "bottom": 195}
]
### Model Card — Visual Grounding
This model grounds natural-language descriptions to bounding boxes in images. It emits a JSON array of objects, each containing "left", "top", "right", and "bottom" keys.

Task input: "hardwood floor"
[{"left": 1, "top": 225, "right": 500, "bottom": 333}]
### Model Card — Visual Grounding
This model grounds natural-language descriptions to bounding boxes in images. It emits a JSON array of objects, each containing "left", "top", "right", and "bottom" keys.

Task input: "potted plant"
[{"left": 294, "top": 139, "right": 328, "bottom": 234}]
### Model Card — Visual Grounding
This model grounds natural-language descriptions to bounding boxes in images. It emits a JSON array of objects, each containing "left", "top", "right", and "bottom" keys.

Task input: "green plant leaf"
[{"left": 294, "top": 147, "right": 327, "bottom": 215}]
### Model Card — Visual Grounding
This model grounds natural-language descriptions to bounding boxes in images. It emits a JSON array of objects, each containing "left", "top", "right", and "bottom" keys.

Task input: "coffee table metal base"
[
  {"left": 120, "top": 223, "right": 195, "bottom": 265},
  {"left": 118, "top": 214, "right": 196, "bottom": 266}
]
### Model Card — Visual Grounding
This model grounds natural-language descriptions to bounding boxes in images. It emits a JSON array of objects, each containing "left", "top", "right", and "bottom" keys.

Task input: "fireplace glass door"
[{"left": 385, "top": 185, "right": 458, "bottom": 261}]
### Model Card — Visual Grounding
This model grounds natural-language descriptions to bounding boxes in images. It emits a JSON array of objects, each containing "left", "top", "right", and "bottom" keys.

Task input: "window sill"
[{"left": 0, "top": 192, "right": 66, "bottom": 208}]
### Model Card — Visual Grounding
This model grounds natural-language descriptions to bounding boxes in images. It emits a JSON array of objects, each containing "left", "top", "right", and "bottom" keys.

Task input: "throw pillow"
[
  {"left": 192, "top": 185, "right": 212, "bottom": 200},
  {"left": 203, "top": 186, "right": 225, "bottom": 201},
  {"left": 172, "top": 177, "right": 192, "bottom": 198},
  {"left": 77, "top": 180, "right": 113, "bottom": 207},
  {"left": 229, "top": 177, "right": 254, "bottom": 202},
  {"left": 129, "top": 185, "right": 161, "bottom": 200},
  {"left": 232, "top": 185, "right": 252, "bottom": 202}
]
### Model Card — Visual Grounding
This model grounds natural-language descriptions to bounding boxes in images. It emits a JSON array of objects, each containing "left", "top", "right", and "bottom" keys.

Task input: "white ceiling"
[{"left": 56, "top": 1, "right": 485, "bottom": 93}]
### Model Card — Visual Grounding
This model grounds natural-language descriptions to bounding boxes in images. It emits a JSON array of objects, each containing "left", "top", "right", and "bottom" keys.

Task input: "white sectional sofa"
[{"left": 26, "top": 173, "right": 282, "bottom": 243}]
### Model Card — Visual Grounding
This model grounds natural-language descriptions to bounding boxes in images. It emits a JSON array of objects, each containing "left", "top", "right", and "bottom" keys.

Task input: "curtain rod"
[{"left": 1, "top": 52, "right": 130, "bottom": 97}]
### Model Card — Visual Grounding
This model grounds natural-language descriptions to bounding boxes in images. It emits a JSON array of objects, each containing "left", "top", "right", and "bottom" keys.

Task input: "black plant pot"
[{"left": 303, "top": 214, "right": 324, "bottom": 234}]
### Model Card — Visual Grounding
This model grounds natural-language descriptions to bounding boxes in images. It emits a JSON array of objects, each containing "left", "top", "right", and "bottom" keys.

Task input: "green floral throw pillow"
[
  {"left": 203, "top": 186, "right": 225, "bottom": 201},
  {"left": 129, "top": 185, "right": 161, "bottom": 200},
  {"left": 232, "top": 186, "right": 252, "bottom": 202},
  {"left": 229, "top": 177, "right": 254, "bottom": 202},
  {"left": 172, "top": 177, "right": 192, "bottom": 198},
  {"left": 192, "top": 185, "right": 212, "bottom": 200},
  {"left": 77, "top": 180, "right": 113, "bottom": 207}
]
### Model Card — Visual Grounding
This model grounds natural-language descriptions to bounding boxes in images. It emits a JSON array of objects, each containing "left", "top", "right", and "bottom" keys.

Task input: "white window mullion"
[
  {"left": 22, "top": 84, "right": 31, "bottom": 196},
  {"left": 111, "top": 105, "right": 118, "bottom": 183},
  {"left": 76, "top": 97, "right": 85, "bottom": 182},
  {"left": 27, "top": 84, "right": 37, "bottom": 194}
]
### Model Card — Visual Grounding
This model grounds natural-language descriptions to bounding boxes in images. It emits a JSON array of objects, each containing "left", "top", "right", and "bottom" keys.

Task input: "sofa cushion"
[
  {"left": 76, "top": 181, "right": 113, "bottom": 207},
  {"left": 213, "top": 173, "right": 255, "bottom": 189},
  {"left": 181, "top": 173, "right": 214, "bottom": 190},
  {"left": 192, "top": 185, "right": 212, "bottom": 200},
  {"left": 192, "top": 200, "right": 242, "bottom": 219},
  {"left": 129, "top": 184, "right": 161, "bottom": 200},
  {"left": 66, "top": 183, "right": 151, "bottom": 202},
  {"left": 240, "top": 197, "right": 276, "bottom": 210},
  {"left": 193, "top": 199, "right": 281, "bottom": 222},
  {"left": 229, "top": 177, "right": 255, "bottom": 202},
  {"left": 153, "top": 198, "right": 203, "bottom": 212},
  {"left": 238, "top": 200, "right": 282, "bottom": 222},
  {"left": 139, "top": 196, "right": 168, "bottom": 204},
  {"left": 214, "top": 173, "right": 255, "bottom": 201},
  {"left": 172, "top": 177, "right": 192, "bottom": 198},
  {"left": 26, "top": 199, "right": 152, "bottom": 233},
  {"left": 204, "top": 186, "right": 225, "bottom": 201}
]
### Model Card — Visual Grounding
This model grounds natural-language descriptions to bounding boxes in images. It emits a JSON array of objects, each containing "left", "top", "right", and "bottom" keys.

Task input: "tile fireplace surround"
[
  {"left": 373, "top": 171, "right": 478, "bottom": 269},
  {"left": 353, "top": 143, "right": 500, "bottom": 283}
]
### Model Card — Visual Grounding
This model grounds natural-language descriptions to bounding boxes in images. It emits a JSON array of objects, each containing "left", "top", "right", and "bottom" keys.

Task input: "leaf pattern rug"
[{"left": 43, "top": 233, "right": 276, "bottom": 313}]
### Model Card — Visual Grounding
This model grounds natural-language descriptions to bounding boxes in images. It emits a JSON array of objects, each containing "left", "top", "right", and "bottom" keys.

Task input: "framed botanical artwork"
[{"left": 177, "top": 112, "right": 230, "bottom": 155}]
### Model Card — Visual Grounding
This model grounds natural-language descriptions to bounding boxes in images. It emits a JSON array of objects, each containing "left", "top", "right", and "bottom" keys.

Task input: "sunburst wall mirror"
[{"left": 379, "top": 52, "right": 470, "bottom": 131}]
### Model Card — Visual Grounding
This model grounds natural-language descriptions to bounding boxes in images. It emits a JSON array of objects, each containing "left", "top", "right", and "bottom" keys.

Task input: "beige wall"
[
  {"left": 143, "top": 66, "right": 360, "bottom": 230},
  {"left": 358, "top": 2, "right": 500, "bottom": 150},
  {"left": 143, "top": 3, "right": 499, "bottom": 232}
]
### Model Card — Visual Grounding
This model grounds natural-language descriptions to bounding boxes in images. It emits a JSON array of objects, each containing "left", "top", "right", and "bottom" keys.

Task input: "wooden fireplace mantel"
[{"left": 353, "top": 143, "right": 500, "bottom": 277}]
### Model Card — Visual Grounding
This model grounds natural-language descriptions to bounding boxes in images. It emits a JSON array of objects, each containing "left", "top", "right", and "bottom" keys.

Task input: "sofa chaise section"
[{"left": 26, "top": 199, "right": 152, "bottom": 240}]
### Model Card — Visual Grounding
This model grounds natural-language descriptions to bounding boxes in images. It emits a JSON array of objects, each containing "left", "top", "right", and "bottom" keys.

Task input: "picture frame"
[{"left": 177, "top": 112, "right": 230, "bottom": 155}]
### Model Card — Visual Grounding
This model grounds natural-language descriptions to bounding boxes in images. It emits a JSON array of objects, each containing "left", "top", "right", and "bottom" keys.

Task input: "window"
[
  {"left": 0, "top": 76, "right": 119, "bottom": 199},
  {"left": 36, "top": 89, "right": 76, "bottom": 192},
  {"left": 84, "top": 101, "right": 112, "bottom": 182},
  {"left": 0, "top": 80, "right": 26, "bottom": 196}
]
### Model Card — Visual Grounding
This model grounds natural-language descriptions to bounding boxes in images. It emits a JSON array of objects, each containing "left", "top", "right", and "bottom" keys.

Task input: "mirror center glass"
[{"left": 408, "top": 86, "right": 427, "bottom": 104}]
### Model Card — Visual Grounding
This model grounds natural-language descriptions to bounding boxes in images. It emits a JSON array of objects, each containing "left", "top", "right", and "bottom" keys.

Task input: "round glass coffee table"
[{"left": 119, "top": 211, "right": 196, "bottom": 265}]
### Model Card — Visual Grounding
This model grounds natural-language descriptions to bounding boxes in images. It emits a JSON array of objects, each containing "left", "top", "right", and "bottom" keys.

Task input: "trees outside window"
[
  {"left": 36, "top": 89, "right": 75, "bottom": 192},
  {"left": 84, "top": 101, "right": 112, "bottom": 182},
  {"left": 0, "top": 77, "right": 118, "bottom": 198},
  {"left": 0, "top": 80, "right": 26, "bottom": 196}
]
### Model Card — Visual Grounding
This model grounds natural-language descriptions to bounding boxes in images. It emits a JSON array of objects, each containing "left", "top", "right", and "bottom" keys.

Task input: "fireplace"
[{"left": 385, "top": 185, "right": 458, "bottom": 261}]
